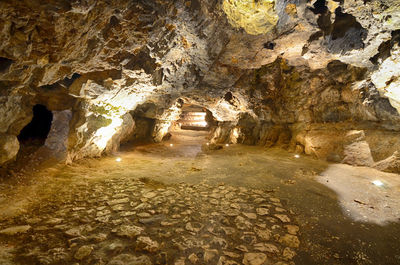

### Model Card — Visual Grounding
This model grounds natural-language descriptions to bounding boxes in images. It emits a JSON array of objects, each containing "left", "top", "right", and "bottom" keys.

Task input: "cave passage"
[
  {"left": 176, "top": 104, "right": 212, "bottom": 131},
  {"left": 17, "top": 104, "right": 53, "bottom": 145}
]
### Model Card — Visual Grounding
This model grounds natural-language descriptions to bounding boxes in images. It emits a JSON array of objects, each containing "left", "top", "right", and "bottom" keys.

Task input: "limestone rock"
[
  {"left": 0, "top": 134, "right": 19, "bottom": 165},
  {"left": 374, "top": 151, "right": 400, "bottom": 174}
]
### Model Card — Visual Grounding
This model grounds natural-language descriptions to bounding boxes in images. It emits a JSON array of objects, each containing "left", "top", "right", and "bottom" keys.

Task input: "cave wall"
[{"left": 0, "top": 0, "right": 399, "bottom": 173}]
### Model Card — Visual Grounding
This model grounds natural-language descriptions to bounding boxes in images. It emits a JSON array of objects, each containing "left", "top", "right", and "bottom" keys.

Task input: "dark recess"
[
  {"left": 18, "top": 104, "right": 53, "bottom": 144},
  {"left": 264, "top": 41, "right": 276, "bottom": 50},
  {"left": 0, "top": 57, "right": 14, "bottom": 72}
]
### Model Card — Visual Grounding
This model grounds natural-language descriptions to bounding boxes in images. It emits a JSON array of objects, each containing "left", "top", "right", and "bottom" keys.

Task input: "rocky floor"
[
  {"left": 0, "top": 176, "right": 299, "bottom": 265},
  {"left": 0, "top": 130, "right": 400, "bottom": 264}
]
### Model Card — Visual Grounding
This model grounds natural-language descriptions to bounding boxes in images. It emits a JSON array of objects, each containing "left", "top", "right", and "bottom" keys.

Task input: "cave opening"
[
  {"left": 175, "top": 104, "right": 213, "bottom": 131},
  {"left": 18, "top": 104, "right": 53, "bottom": 146}
]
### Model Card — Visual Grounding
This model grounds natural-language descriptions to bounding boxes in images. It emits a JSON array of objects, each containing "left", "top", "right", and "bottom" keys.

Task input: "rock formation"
[{"left": 0, "top": 0, "right": 400, "bottom": 171}]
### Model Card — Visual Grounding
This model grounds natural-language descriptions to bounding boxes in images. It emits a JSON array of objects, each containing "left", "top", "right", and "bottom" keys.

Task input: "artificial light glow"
[
  {"left": 194, "top": 121, "right": 208, "bottom": 127},
  {"left": 372, "top": 180, "right": 384, "bottom": 187},
  {"left": 225, "top": 144, "right": 229, "bottom": 147},
  {"left": 294, "top": 154, "right": 300, "bottom": 158},
  {"left": 190, "top": 112, "right": 207, "bottom": 117},
  {"left": 115, "top": 157, "right": 122, "bottom": 162},
  {"left": 206, "top": 143, "right": 210, "bottom": 146},
  {"left": 170, "top": 144, "right": 174, "bottom": 147},
  {"left": 222, "top": 0, "right": 278, "bottom": 35}
]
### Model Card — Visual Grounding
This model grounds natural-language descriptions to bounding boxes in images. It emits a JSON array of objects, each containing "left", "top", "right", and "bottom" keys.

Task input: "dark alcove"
[{"left": 18, "top": 104, "right": 53, "bottom": 145}]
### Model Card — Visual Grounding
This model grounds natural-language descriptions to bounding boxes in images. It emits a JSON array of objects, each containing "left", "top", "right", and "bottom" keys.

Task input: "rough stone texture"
[
  {"left": 0, "top": 0, "right": 399, "bottom": 169},
  {"left": 374, "top": 151, "right": 400, "bottom": 174},
  {"left": 0, "top": 134, "right": 19, "bottom": 165},
  {"left": 0, "top": 178, "right": 299, "bottom": 264}
]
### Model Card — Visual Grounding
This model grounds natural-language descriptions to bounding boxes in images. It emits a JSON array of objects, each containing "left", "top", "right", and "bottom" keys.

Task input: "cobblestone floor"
[
  {"left": 0, "top": 177, "right": 299, "bottom": 265},
  {"left": 1, "top": 130, "right": 400, "bottom": 265}
]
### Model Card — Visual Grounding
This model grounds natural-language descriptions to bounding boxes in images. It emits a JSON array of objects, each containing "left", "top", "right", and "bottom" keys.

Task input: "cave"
[
  {"left": 17, "top": 104, "right": 53, "bottom": 146},
  {"left": 1, "top": 1, "right": 400, "bottom": 264}
]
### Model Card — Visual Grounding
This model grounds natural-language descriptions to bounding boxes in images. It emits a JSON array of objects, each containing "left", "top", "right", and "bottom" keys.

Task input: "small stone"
[
  {"left": 274, "top": 214, "right": 291, "bottom": 223},
  {"left": 279, "top": 234, "right": 300, "bottom": 248},
  {"left": 242, "top": 253, "right": 267, "bottom": 265},
  {"left": 108, "top": 254, "right": 152, "bottom": 265},
  {"left": 137, "top": 212, "right": 151, "bottom": 218},
  {"left": 223, "top": 251, "right": 241, "bottom": 259},
  {"left": 283, "top": 247, "right": 296, "bottom": 260},
  {"left": 142, "top": 191, "right": 157, "bottom": 199},
  {"left": 254, "top": 227, "right": 272, "bottom": 241},
  {"left": 116, "top": 225, "right": 144, "bottom": 238},
  {"left": 112, "top": 204, "right": 125, "bottom": 211},
  {"left": 235, "top": 245, "right": 248, "bottom": 252},
  {"left": 217, "top": 256, "right": 240, "bottom": 265},
  {"left": 107, "top": 198, "right": 129, "bottom": 205},
  {"left": 221, "top": 226, "right": 236, "bottom": 235},
  {"left": 270, "top": 198, "right": 280, "bottom": 203},
  {"left": 0, "top": 225, "right": 31, "bottom": 235},
  {"left": 72, "top": 207, "right": 85, "bottom": 211},
  {"left": 74, "top": 245, "right": 93, "bottom": 260},
  {"left": 204, "top": 249, "right": 218, "bottom": 262},
  {"left": 188, "top": 253, "right": 199, "bottom": 263},
  {"left": 175, "top": 257, "right": 186, "bottom": 265},
  {"left": 136, "top": 236, "right": 159, "bottom": 252},
  {"left": 256, "top": 208, "right": 269, "bottom": 216},
  {"left": 285, "top": 225, "right": 299, "bottom": 235},
  {"left": 275, "top": 207, "right": 286, "bottom": 212},
  {"left": 243, "top": 213, "right": 257, "bottom": 219},
  {"left": 185, "top": 222, "right": 203, "bottom": 233},
  {"left": 120, "top": 211, "right": 135, "bottom": 217},
  {"left": 234, "top": 216, "right": 252, "bottom": 230},
  {"left": 225, "top": 208, "right": 240, "bottom": 216},
  {"left": 65, "top": 227, "right": 82, "bottom": 237},
  {"left": 253, "top": 243, "right": 279, "bottom": 254},
  {"left": 46, "top": 218, "right": 63, "bottom": 225},
  {"left": 230, "top": 203, "right": 240, "bottom": 209}
]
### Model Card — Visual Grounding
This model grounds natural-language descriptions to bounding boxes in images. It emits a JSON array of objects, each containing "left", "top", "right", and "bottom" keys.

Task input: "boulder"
[
  {"left": 0, "top": 134, "right": 19, "bottom": 165},
  {"left": 374, "top": 151, "right": 400, "bottom": 174}
]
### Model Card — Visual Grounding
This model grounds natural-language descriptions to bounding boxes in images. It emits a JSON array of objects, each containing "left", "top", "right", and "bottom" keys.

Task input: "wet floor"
[{"left": 0, "top": 130, "right": 400, "bottom": 264}]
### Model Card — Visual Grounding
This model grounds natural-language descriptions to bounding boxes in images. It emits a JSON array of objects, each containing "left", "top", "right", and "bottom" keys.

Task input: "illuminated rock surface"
[
  {"left": 0, "top": 0, "right": 399, "bottom": 168},
  {"left": 1, "top": 0, "right": 400, "bottom": 264}
]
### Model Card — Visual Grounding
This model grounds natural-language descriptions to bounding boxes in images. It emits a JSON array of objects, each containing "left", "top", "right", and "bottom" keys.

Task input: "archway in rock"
[{"left": 176, "top": 104, "right": 214, "bottom": 131}]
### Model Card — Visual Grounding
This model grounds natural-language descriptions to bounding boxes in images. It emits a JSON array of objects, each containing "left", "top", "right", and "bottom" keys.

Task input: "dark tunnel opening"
[{"left": 18, "top": 104, "right": 53, "bottom": 146}]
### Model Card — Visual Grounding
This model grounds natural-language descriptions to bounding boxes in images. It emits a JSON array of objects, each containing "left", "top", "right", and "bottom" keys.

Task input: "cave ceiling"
[{"left": 0, "top": 0, "right": 400, "bottom": 163}]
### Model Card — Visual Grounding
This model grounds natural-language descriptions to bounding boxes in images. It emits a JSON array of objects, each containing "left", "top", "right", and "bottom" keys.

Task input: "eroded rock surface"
[
  {"left": 0, "top": 0, "right": 399, "bottom": 172},
  {"left": 0, "top": 178, "right": 299, "bottom": 265}
]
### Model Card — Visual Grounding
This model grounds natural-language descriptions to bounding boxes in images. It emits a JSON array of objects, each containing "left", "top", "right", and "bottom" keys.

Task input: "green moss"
[{"left": 89, "top": 103, "right": 122, "bottom": 116}]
